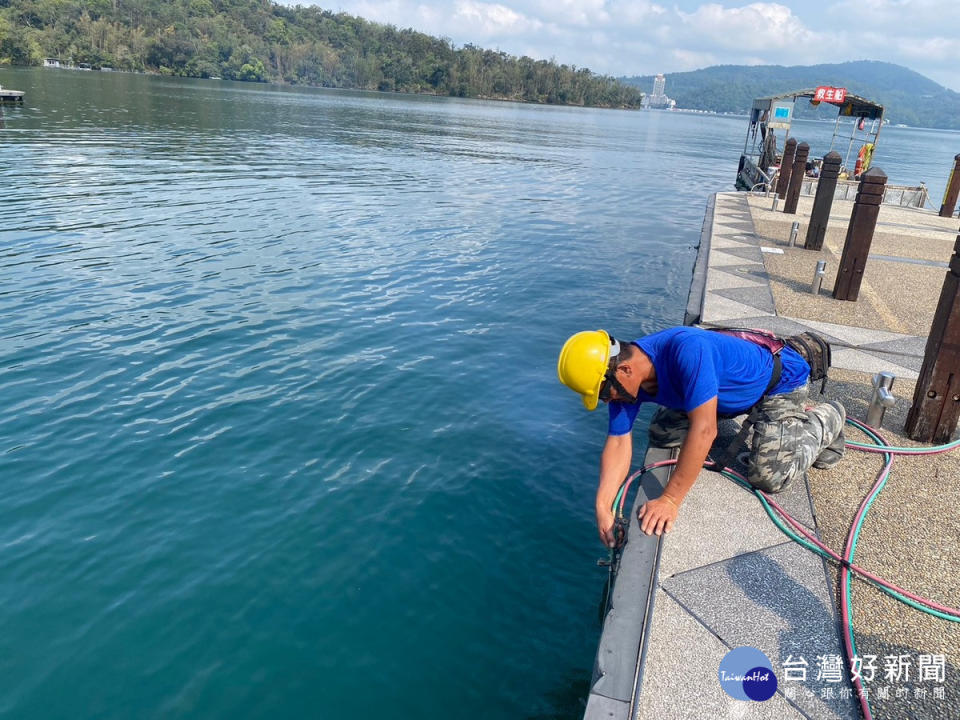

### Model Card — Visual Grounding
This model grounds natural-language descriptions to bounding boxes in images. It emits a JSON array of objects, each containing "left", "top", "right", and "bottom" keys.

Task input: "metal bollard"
[
  {"left": 811, "top": 260, "right": 826, "bottom": 294},
  {"left": 789, "top": 222, "right": 800, "bottom": 247},
  {"left": 772, "top": 196, "right": 780, "bottom": 212},
  {"left": 867, "top": 371, "right": 896, "bottom": 428}
]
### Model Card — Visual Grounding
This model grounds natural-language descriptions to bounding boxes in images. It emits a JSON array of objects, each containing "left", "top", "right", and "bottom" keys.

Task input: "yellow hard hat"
[{"left": 557, "top": 330, "right": 619, "bottom": 411}]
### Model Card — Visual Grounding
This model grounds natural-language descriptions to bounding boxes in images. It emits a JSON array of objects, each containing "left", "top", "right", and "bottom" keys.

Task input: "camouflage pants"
[{"left": 648, "top": 385, "right": 845, "bottom": 493}]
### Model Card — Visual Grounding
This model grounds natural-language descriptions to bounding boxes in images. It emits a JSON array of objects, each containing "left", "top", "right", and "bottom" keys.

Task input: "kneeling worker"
[{"left": 557, "top": 326, "right": 845, "bottom": 545}]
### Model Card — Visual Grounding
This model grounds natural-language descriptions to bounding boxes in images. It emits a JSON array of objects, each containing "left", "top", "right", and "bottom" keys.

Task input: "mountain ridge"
[{"left": 622, "top": 61, "right": 960, "bottom": 130}]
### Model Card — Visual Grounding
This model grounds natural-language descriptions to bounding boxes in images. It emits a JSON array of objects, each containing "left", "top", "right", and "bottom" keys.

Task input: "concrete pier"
[{"left": 585, "top": 192, "right": 960, "bottom": 719}]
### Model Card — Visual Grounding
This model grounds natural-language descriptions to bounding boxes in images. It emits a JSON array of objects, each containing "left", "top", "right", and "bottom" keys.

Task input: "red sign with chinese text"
[{"left": 813, "top": 86, "right": 847, "bottom": 105}]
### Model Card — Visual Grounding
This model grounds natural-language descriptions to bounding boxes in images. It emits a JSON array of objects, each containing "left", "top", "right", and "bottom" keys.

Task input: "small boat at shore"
[{"left": 0, "top": 85, "right": 25, "bottom": 103}]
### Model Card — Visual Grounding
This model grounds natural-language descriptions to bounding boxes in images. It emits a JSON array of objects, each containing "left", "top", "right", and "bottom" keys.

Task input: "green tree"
[
  {"left": 0, "top": 20, "right": 43, "bottom": 64},
  {"left": 238, "top": 56, "right": 264, "bottom": 81}
]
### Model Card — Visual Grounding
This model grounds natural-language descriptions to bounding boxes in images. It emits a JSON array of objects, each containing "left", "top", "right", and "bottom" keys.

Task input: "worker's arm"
[
  {"left": 595, "top": 431, "right": 633, "bottom": 548},
  {"left": 638, "top": 396, "right": 718, "bottom": 536}
]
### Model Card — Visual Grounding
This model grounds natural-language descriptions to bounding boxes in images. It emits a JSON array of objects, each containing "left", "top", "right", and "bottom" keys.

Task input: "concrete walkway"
[{"left": 585, "top": 192, "right": 960, "bottom": 719}]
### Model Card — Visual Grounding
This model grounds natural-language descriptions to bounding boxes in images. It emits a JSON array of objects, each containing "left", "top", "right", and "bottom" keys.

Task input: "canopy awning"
[{"left": 752, "top": 88, "right": 884, "bottom": 120}]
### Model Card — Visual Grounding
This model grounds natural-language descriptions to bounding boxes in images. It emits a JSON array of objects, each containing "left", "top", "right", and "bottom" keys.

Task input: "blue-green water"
[{"left": 1, "top": 68, "right": 957, "bottom": 719}]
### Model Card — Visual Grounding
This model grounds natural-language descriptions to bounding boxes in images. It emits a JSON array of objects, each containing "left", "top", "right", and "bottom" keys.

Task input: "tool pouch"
[{"left": 784, "top": 331, "right": 832, "bottom": 393}]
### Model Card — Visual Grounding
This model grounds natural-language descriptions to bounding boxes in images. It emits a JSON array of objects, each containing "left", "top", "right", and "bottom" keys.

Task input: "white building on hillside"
[{"left": 643, "top": 74, "right": 675, "bottom": 109}]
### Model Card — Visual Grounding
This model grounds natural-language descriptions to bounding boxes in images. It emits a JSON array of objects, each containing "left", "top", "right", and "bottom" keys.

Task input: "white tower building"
[{"left": 653, "top": 74, "right": 665, "bottom": 98}]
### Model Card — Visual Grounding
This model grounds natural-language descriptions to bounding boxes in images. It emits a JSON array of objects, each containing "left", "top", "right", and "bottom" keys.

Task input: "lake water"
[{"left": 1, "top": 67, "right": 958, "bottom": 719}]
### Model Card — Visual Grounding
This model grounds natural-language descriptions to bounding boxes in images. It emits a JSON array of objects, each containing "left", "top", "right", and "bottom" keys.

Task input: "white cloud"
[
  {"left": 451, "top": 0, "right": 543, "bottom": 36},
  {"left": 676, "top": 3, "right": 815, "bottom": 52},
  {"left": 341, "top": 0, "right": 413, "bottom": 26},
  {"left": 527, "top": 0, "right": 608, "bottom": 27},
  {"left": 607, "top": 0, "right": 667, "bottom": 25},
  {"left": 895, "top": 35, "right": 960, "bottom": 63},
  {"left": 827, "top": 0, "right": 953, "bottom": 33},
  {"left": 669, "top": 48, "right": 719, "bottom": 70},
  {"left": 311, "top": 0, "right": 960, "bottom": 91},
  {"left": 822, "top": 0, "right": 960, "bottom": 87}
]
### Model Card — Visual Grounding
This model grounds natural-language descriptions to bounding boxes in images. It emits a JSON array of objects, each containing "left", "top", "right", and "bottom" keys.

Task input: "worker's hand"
[
  {"left": 596, "top": 507, "right": 621, "bottom": 548},
  {"left": 638, "top": 496, "right": 679, "bottom": 536}
]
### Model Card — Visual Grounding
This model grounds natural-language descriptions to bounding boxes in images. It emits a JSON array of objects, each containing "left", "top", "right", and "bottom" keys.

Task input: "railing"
[
  {"left": 882, "top": 185, "right": 929, "bottom": 208},
  {"left": 756, "top": 168, "right": 928, "bottom": 209},
  {"left": 796, "top": 177, "right": 928, "bottom": 208}
]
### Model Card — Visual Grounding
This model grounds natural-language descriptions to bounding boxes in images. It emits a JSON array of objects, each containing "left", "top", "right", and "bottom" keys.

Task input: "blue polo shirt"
[{"left": 608, "top": 327, "right": 809, "bottom": 436}]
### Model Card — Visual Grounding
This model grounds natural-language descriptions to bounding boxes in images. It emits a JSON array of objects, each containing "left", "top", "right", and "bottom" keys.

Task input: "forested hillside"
[
  {"left": 623, "top": 61, "right": 960, "bottom": 129},
  {"left": 0, "top": 0, "right": 644, "bottom": 107}
]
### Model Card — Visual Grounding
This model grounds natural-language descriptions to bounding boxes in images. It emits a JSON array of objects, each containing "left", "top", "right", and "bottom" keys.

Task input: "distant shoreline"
[{"left": 6, "top": 64, "right": 646, "bottom": 111}]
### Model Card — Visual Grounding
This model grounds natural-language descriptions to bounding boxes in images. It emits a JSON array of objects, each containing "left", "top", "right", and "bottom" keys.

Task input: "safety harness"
[{"left": 710, "top": 326, "right": 832, "bottom": 396}]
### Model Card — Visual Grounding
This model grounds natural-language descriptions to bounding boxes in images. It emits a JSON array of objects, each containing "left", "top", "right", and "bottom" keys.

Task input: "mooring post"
[
  {"left": 939, "top": 154, "right": 960, "bottom": 218},
  {"left": 905, "top": 234, "right": 960, "bottom": 442},
  {"left": 804, "top": 151, "right": 842, "bottom": 250},
  {"left": 833, "top": 167, "right": 887, "bottom": 302},
  {"left": 783, "top": 142, "right": 810, "bottom": 215},
  {"left": 810, "top": 260, "right": 826, "bottom": 295},
  {"left": 776, "top": 138, "right": 798, "bottom": 200},
  {"left": 788, "top": 221, "right": 800, "bottom": 246}
]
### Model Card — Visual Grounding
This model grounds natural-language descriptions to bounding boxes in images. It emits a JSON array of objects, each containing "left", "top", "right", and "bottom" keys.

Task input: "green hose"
[
  {"left": 613, "top": 423, "right": 960, "bottom": 623},
  {"left": 612, "top": 418, "right": 960, "bottom": 720}
]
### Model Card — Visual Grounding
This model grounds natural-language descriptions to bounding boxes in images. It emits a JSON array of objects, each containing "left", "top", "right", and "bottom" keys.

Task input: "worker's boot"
[{"left": 812, "top": 400, "right": 846, "bottom": 469}]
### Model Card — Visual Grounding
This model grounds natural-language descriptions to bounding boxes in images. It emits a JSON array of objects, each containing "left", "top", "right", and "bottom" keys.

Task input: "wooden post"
[
  {"left": 939, "top": 154, "right": 960, "bottom": 218},
  {"left": 776, "top": 138, "right": 797, "bottom": 200},
  {"left": 905, "top": 234, "right": 960, "bottom": 442},
  {"left": 833, "top": 167, "right": 887, "bottom": 302},
  {"left": 805, "top": 151, "right": 842, "bottom": 250},
  {"left": 783, "top": 142, "right": 810, "bottom": 215}
]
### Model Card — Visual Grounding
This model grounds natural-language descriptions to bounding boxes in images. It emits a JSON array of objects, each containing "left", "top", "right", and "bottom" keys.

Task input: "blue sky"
[{"left": 319, "top": 1, "right": 960, "bottom": 91}]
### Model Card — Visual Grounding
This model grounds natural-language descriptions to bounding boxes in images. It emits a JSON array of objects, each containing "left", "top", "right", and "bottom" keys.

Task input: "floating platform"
[{"left": 0, "top": 88, "right": 25, "bottom": 102}]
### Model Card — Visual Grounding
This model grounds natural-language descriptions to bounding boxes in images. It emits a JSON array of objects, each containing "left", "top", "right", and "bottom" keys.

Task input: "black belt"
[
  {"left": 763, "top": 353, "right": 783, "bottom": 397},
  {"left": 717, "top": 352, "right": 782, "bottom": 420}
]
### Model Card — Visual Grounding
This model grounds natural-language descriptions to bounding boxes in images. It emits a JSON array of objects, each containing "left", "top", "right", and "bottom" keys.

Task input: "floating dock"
[
  {"left": 584, "top": 191, "right": 960, "bottom": 719},
  {"left": 0, "top": 88, "right": 24, "bottom": 102}
]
